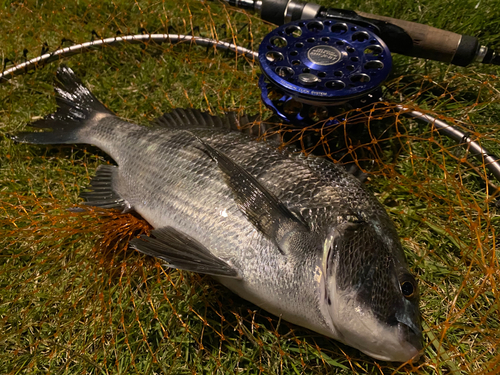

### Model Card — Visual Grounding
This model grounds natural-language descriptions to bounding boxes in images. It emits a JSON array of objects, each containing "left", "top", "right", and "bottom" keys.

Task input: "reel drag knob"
[{"left": 258, "top": 19, "right": 392, "bottom": 126}]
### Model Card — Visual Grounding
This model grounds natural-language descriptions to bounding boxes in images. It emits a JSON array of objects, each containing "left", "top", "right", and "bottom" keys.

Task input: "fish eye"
[
  {"left": 399, "top": 274, "right": 418, "bottom": 299},
  {"left": 401, "top": 281, "right": 415, "bottom": 298}
]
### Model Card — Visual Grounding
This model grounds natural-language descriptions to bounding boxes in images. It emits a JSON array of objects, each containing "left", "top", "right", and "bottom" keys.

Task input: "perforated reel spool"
[{"left": 258, "top": 18, "right": 392, "bottom": 126}]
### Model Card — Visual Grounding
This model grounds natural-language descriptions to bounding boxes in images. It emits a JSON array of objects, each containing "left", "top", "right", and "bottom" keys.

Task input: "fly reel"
[{"left": 258, "top": 18, "right": 392, "bottom": 126}]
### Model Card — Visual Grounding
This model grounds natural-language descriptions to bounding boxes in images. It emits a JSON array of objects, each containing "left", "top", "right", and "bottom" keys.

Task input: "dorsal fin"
[
  {"left": 153, "top": 108, "right": 251, "bottom": 131},
  {"left": 152, "top": 108, "right": 284, "bottom": 142}
]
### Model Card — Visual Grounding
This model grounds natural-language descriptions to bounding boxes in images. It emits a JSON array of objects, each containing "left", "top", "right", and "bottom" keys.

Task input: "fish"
[{"left": 13, "top": 65, "right": 422, "bottom": 362}]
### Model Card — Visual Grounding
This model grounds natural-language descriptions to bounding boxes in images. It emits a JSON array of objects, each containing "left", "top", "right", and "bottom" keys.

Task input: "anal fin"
[
  {"left": 130, "top": 227, "right": 240, "bottom": 278},
  {"left": 80, "top": 165, "right": 131, "bottom": 210}
]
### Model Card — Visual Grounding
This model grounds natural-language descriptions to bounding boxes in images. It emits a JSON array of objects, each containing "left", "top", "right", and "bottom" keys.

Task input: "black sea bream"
[{"left": 14, "top": 66, "right": 422, "bottom": 362}]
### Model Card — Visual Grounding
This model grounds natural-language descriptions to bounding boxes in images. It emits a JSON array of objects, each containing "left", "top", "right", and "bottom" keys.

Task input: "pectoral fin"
[
  {"left": 130, "top": 227, "right": 240, "bottom": 278},
  {"left": 198, "top": 139, "right": 309, "bottom": 253}
]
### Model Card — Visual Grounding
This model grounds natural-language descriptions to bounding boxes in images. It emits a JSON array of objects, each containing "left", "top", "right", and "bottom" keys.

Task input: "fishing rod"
[
  {"left": 221, "top": 0, "right": 500, "bottom": 67},
  {"left": 0, "top": 25, "right": 500, "bottom": 181}
]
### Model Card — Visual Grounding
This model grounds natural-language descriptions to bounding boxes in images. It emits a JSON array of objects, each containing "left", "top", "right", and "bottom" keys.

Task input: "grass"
[{"left": 1, "top": 0, "right": 499, "bottom": 374}]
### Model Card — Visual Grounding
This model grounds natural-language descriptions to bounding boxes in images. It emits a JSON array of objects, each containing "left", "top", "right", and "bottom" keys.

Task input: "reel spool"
[{"left": 258, "top": 18, "right": 392, "bottom": 126}]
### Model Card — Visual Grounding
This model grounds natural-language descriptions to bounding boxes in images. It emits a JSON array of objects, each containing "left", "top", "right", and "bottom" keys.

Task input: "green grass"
[{"left": 1, "top": 0, "right": 500, "bottom": 374}]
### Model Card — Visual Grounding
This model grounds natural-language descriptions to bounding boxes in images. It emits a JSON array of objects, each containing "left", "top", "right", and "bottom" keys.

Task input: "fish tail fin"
[{"left": 12, "top": 65, "right": 114, "bottom": 145}]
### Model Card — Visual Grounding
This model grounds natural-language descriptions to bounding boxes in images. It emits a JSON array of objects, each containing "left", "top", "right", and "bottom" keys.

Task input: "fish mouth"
[
  {"left": 397, "top": 321, "right": 423, "bottom": 362},
  {"left": 357, "top": 322, "right": 423, "bottom": 362},
  {"left": 353, "top": 321, "right": 423, "bottom": 362}
]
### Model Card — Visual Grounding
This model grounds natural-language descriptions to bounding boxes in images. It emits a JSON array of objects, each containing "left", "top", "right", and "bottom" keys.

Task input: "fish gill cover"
[{"left": 0, "top": 0, "right": 499, "bottom": 374}]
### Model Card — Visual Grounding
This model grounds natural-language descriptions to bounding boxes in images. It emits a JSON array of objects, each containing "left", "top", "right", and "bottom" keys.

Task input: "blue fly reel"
[{"left": 258, "top": 18, "right": 392, "bottom": 126}]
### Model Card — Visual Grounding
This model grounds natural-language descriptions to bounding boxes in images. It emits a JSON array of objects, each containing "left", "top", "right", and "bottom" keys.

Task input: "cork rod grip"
[{"left": 356, "top": 11, "right": 467, "bottom": 64}]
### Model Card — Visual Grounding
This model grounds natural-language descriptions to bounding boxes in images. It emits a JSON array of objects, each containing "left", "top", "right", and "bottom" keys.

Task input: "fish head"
[{"left": 318, "top": 218, "right": 422, "bottom": 362}]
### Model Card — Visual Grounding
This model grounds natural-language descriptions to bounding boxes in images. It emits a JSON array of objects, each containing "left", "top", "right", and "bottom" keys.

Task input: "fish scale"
[{"left": 13, "top": 66, "right": 422, "bottom": 362}]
